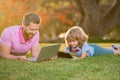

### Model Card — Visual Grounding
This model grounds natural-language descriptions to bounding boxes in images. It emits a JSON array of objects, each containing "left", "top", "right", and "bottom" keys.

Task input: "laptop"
[{"left": 29, "top": 44, "right": 61, "bottom": 62}]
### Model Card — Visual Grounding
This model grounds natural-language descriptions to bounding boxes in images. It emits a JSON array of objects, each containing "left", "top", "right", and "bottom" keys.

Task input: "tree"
[{"left": 74, "top": 0, "right": 120, "bottom": 40}]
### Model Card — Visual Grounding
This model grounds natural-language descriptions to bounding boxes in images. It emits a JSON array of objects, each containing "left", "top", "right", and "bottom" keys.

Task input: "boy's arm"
[
  {"left": 79, "top": 52, "right": 88, "bottom": 59},
  {"left": 72, "top": 52, "right": 88, "bottom": 60}
]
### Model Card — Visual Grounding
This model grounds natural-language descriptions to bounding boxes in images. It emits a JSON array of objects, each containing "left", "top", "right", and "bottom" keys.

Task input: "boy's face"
[
  {"left": 68, "top": 40, "right": 78, "bottom": 48},
  {"left": 23, "top": 22, "right": 40, "bottom": 40}
]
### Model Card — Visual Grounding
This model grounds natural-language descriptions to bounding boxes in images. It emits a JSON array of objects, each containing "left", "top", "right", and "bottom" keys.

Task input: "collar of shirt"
[
  {"left": 18, "top": 27, "right": 32, "bottom": 44},
  {"left": 71, "top": 47, "right": 80, "bottom": 52},
  {"left": 71, "top": 49, "right": 79, "bottom": 52}
]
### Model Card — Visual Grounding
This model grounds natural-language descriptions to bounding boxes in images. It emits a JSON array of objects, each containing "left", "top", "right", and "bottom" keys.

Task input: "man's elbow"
[{"left": 0, "top": 53, "right": 9, "bottom": 59}]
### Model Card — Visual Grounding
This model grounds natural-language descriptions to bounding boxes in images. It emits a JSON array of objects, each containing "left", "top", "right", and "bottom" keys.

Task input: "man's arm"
[
  {"left": 31, "top": 45, "right": 40, "bottom": 58},
  {"left": 0, "top": 43, "right": 28, "bottom": 60}
]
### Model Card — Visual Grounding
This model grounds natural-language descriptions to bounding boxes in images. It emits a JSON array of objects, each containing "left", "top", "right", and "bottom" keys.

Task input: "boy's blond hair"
[{"left": 65, "top": 26, "right": 88, "bottom": 47}]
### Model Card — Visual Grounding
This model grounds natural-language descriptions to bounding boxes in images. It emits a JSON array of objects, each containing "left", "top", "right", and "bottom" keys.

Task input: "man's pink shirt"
[{"left": 0, "top": 26, "right": 39, "bottom": 54}]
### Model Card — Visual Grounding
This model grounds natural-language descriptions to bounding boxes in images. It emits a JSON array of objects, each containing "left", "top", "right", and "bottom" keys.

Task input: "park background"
[
  {"left": 0, "top": 0, "right": 120, "bottom": 43},
  {"left": 0, "top": 0, "right": 120, "bottom": 80}
]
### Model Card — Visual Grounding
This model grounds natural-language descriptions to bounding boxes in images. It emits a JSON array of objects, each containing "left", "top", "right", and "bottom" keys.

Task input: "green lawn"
[{"left": 0, "top": 43, "right": 120, "bottom": 80}]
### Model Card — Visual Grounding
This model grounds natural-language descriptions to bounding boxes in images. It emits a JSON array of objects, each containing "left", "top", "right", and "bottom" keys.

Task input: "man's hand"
[{"left": 18, "top": 56, "right": 29, "bottom": 61}]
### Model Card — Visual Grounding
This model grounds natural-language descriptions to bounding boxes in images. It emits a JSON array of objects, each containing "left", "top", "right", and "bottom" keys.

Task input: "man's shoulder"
[
  {"left": 5, "top": 26, "right": 21, "bottom": 30},
  {"left": 3, "top": 26, "right": 21, "bottom": 32}
]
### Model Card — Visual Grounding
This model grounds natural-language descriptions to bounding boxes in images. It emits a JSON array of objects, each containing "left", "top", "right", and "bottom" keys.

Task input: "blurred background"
[{"left": 0, "top": 0, "right": 120, "bottom": 43}]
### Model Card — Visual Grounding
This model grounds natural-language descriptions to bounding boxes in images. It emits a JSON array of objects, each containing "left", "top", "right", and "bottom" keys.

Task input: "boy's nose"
[{"left": 71, "top": 42, "right": 74, "bottom": 44}]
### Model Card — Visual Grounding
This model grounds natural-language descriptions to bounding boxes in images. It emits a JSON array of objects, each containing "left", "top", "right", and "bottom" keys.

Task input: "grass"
[{"left": 0, "top": 43, "right": 120, "bottom": 80}]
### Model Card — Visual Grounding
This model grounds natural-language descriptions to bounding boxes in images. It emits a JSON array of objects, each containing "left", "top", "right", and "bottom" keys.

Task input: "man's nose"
[{"left": 32, "top": 31, "right": 37, "bottom": 35}]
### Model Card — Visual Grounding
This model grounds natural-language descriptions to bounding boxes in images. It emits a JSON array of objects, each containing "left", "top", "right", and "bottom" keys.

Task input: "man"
[{"left": 0, "top": 12, "right": 41, "bottom": 61}]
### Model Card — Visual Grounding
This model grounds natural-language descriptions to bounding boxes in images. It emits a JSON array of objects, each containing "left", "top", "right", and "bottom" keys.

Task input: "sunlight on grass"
[
  {"left": 39, "top": 43, "right": 120, "bottom": 51},
  {"left": 96, "top": 43, "right": 120, "bottom": 47}
]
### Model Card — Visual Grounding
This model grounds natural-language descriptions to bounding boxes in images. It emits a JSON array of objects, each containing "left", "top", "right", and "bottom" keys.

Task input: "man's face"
[{"left": 23, "top": 22, "right": 40, "bottom": 40}]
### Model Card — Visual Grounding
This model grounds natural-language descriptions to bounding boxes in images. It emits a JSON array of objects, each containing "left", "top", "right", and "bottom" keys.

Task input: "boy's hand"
[
  {"left": 50, "top": 55, "right": 58, "bottom": 60},
  {"left": 71, "top": 56, "right": 79, "bottom": 60}
]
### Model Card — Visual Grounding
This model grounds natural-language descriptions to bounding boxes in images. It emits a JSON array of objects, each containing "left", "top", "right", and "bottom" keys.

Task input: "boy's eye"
[
  {"left": 68, "top": 40, "right": 71, "bottom": 42},
  {"left": 68, "top": 41, "right": 75, "bottom": 43}
]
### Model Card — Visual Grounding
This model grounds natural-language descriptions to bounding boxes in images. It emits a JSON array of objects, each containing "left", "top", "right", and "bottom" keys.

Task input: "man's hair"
[{"left": 22, "top": 12, "right": 41, "bottom": 26}]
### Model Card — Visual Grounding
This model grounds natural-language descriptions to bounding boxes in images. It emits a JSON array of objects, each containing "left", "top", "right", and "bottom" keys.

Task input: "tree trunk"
[{"left": 74, "top": 0, "right": 120, "bottom": 39}]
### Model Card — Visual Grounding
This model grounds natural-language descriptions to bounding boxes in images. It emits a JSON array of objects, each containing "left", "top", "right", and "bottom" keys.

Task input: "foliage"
[
  {"left": 0, "top": 0, "right": 119, "bottom": 41},
  {"left": 38, "top": 0, "right": 79, "bottom": 41},
  {"left": 0, "top": 0, "right": 36, "bottom": 34},
  {"left": 0, "top": 0, "right": 79, "bottom": 41}
]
